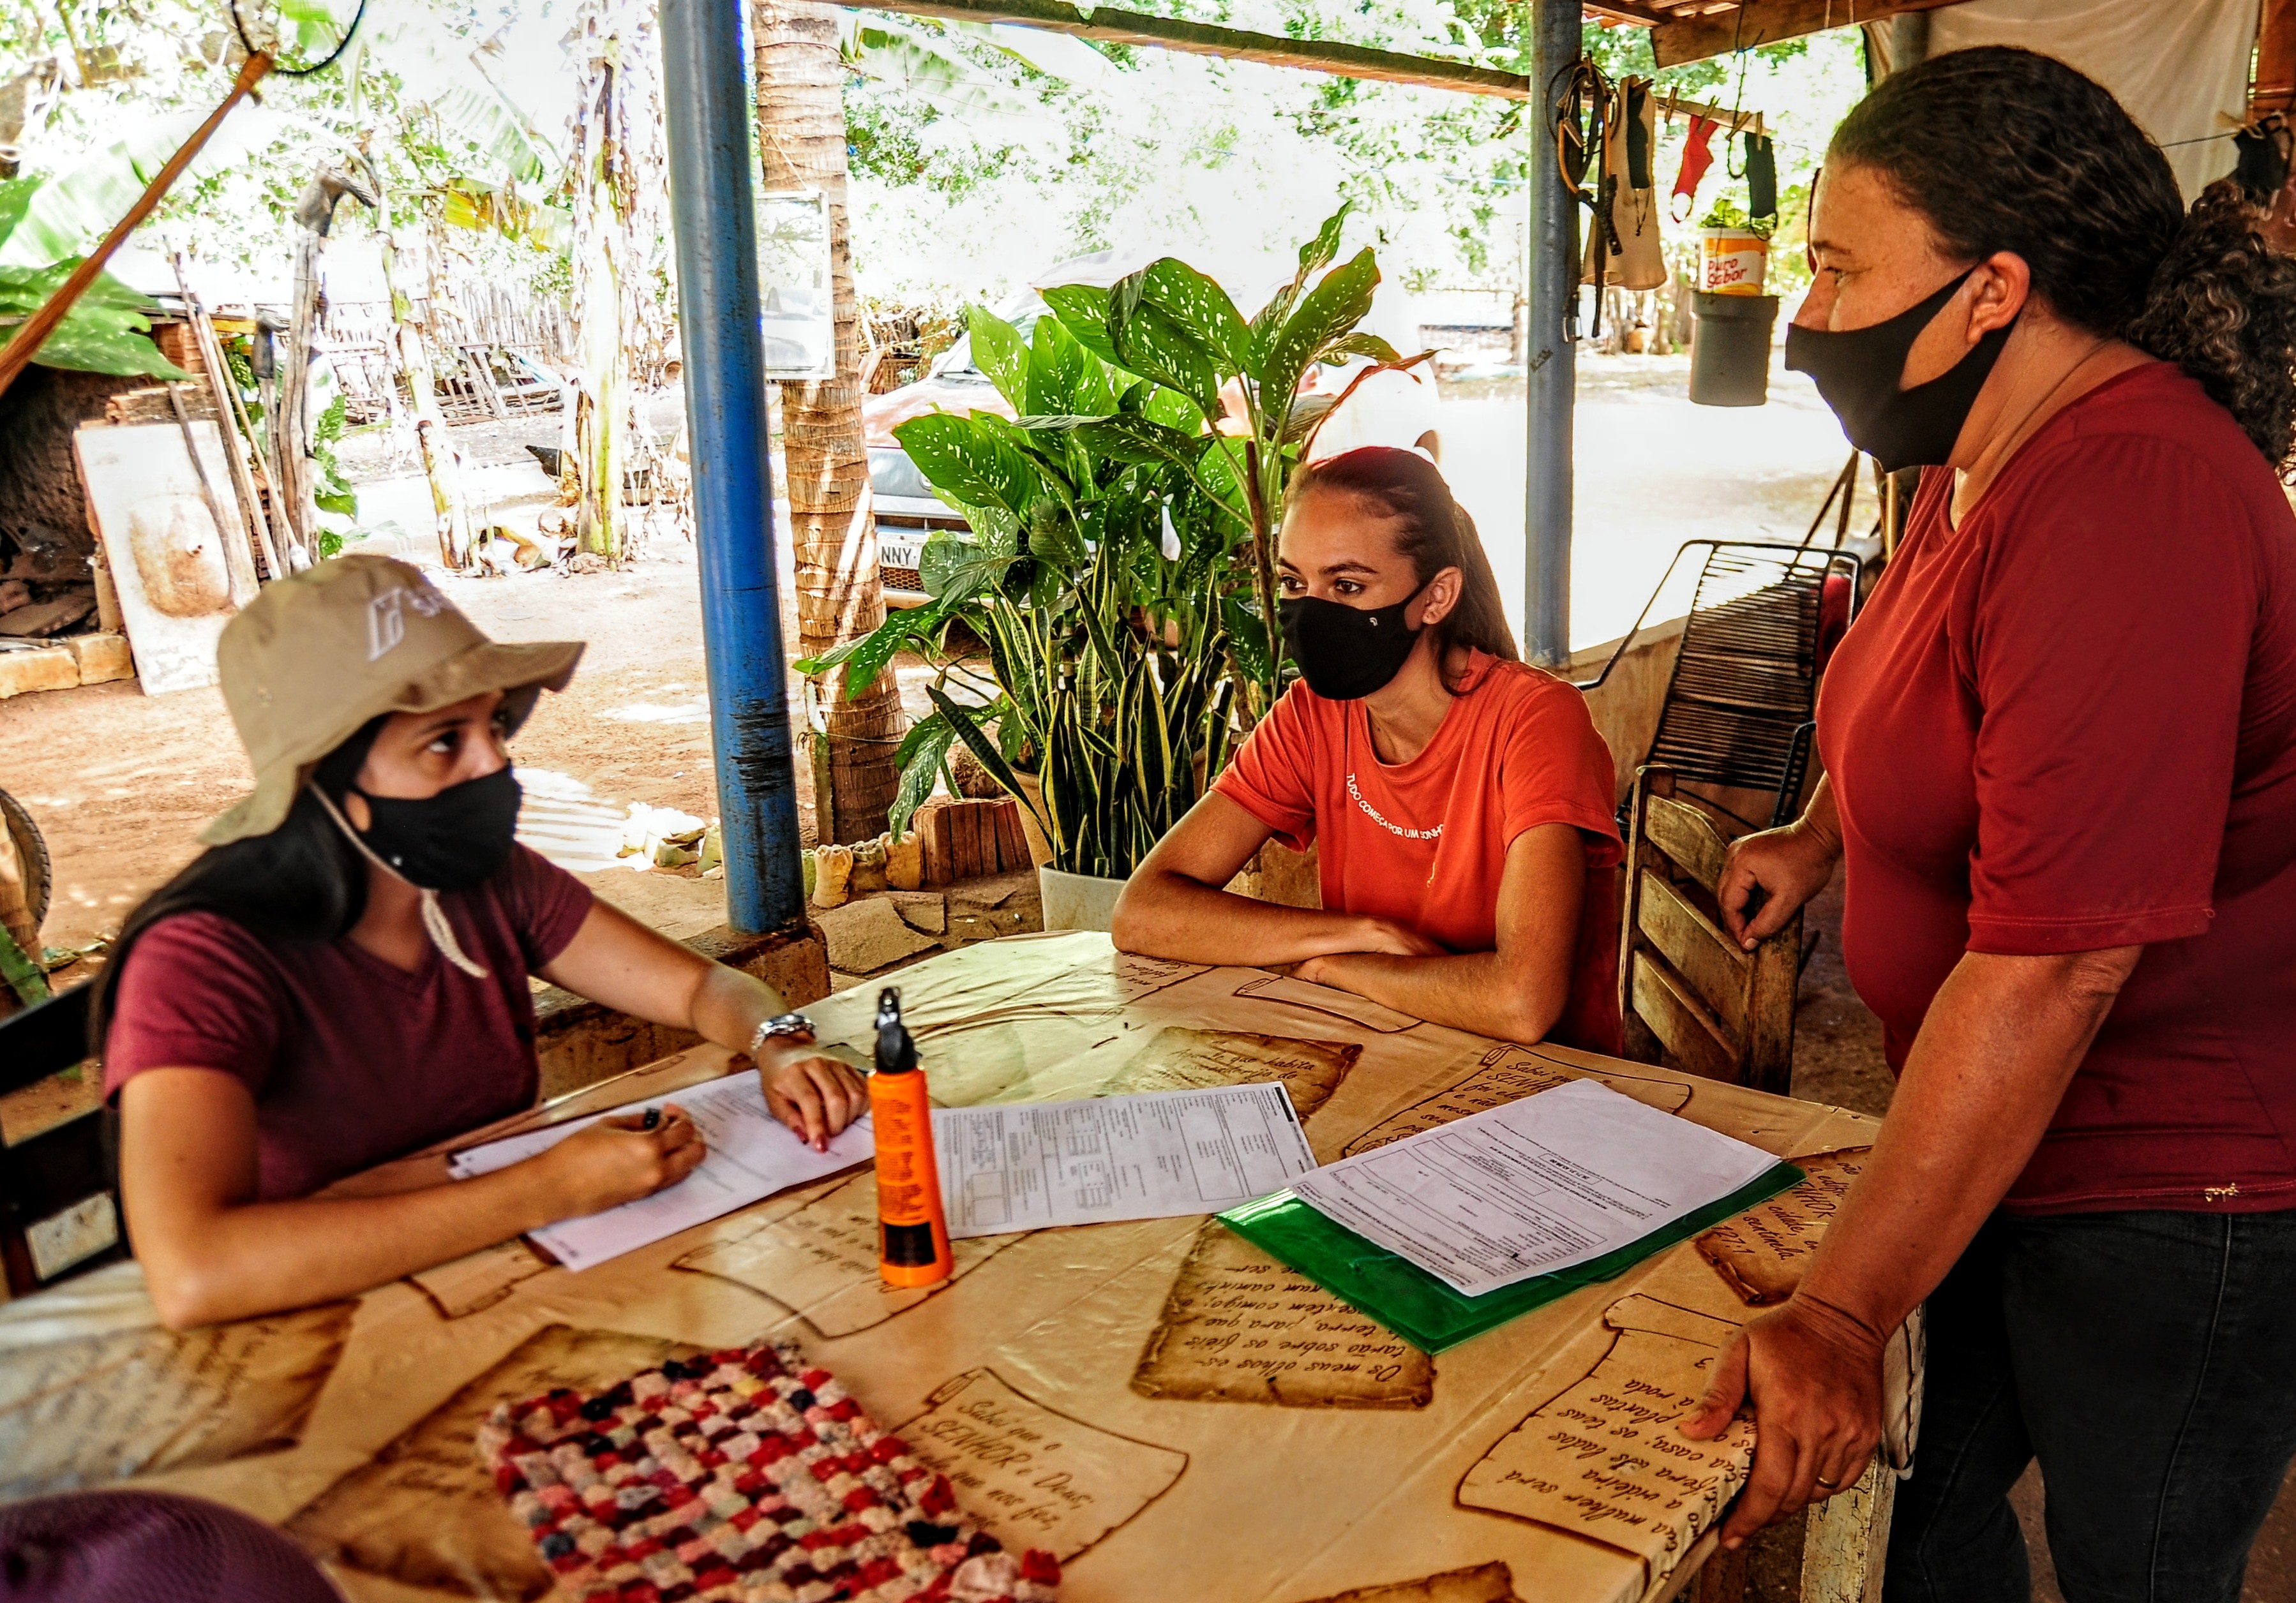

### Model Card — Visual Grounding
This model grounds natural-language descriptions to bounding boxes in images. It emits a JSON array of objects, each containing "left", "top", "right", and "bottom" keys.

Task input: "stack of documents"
[
  {"left": 934, "top": 1082, "right": 1316, "bottom": 1239},
  {"left": 1224, "top": 1080, "right": 1800, "bottom": 1352},
  {"left": 453, "top": 1077, "right": 1317, "bottom": 1271}
]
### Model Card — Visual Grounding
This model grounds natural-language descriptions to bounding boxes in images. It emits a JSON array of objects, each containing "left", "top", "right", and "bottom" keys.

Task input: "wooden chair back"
[
  {"left": 0, "top": 984, "right": 124, "bottom": 1297},
  {"left": 1618, "top": 765, "right": 1799, "bottom": 1096}
]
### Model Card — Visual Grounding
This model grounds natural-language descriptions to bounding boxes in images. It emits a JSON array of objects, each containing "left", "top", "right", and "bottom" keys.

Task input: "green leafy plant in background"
[
  {"left": 0, "top": 177, "right": 187, "bottom": 378},
  {"left": 311, "top": 392, "right": 358, "bottom": 518},
  {"left": 802, "top": 304, "right": 1237, "bottom": 877},
  {"left": 801, "top": 205, "right": 1419, "bottom": 879},
  {"left": 1044, "top": 204, "right": 1432, "bottom": 709}
]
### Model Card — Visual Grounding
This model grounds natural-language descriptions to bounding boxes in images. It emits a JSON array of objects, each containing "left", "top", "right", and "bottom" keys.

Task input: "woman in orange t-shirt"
[{"left": 1111, "top": 447, "right": 1623, "bottom": 1049}]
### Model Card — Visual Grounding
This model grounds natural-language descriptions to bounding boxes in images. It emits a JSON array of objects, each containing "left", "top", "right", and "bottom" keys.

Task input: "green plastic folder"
[{"left": 1219, "top": 1161, "right": 1805, "bottom": 1354}]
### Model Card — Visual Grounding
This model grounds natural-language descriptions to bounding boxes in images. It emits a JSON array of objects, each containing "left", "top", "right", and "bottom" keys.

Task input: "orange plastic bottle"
[{"left": 869, "top": 987, "right": 952, "bottom": 1287}]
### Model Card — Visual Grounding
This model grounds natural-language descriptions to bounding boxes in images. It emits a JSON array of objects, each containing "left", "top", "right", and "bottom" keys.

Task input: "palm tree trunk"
[{"left": 749, "top": 0, "right": 904, "bottom": 844}]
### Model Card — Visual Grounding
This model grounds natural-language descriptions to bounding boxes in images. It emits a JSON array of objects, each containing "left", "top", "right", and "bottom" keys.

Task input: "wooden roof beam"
[
  {"left": 855, "top": 0, "right": 1535, "bottom": 97},
  {"left": 1651, "top": 0, "right": 1965, "bottom": 68}
]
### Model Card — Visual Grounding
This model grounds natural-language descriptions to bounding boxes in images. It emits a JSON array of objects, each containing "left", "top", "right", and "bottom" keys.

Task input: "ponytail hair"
[
  {"left": 1830, "top": 46, "right": 2296, "bottom": 469},
  {"left": 1282, "top": 445, "right": 1518, "bottom": 688}
]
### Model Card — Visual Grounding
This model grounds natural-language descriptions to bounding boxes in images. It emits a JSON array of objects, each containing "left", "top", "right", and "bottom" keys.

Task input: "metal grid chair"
[{"left": 1580, "top": 540, "right": 1861, "bottom": 831}]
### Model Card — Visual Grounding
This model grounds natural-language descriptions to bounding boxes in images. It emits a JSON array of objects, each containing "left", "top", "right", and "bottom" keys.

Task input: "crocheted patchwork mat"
[{"left": 476, "top": 1338, "right": 1060, "bottom": 1603}]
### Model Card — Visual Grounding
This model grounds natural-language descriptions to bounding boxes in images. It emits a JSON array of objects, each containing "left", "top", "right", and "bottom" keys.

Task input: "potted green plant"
[{"left": 800, "top": 207, "right": 1427, "bottom": 927}]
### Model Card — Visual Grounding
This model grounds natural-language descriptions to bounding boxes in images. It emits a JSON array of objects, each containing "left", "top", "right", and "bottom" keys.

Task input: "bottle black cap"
[{"left": 874, "top": 987, "right": 918, "bottom": 1075}]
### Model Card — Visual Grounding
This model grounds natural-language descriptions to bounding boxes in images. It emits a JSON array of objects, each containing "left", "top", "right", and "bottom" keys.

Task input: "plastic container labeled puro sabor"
[
  {"left": 1697, "top": 227, "right": 1769, "bottom": 295},
  {"left": 1690, "top": 292, "right": 1781, "bottom": 408}
]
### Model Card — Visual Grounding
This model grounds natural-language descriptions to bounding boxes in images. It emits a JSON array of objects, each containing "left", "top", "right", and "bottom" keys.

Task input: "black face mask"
[
  {"left": 353, "top": 766, "right": 523, "bottom": 891},
  {"left": 1783, "top": 268, "right": 2018, "bottom": 472},
  {"left": 1280, "top": 590, "right": 1424, "bottom": 701}
]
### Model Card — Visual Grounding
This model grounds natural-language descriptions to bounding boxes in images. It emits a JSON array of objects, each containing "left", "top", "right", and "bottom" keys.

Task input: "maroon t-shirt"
[
  {"left": 104, "top": 845, "right": 594, "bottom": 1200},
  {"left": 1819, "top": 362, "right": 2296, "bottom": 1214}
]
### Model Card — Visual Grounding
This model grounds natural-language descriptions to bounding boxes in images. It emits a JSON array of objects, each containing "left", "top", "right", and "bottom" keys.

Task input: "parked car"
[{"left": 861, "top": 251, "right": 1439, "bottom": 608}]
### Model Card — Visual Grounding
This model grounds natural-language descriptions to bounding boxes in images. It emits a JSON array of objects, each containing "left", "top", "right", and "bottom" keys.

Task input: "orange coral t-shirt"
[{"left": 1212, "top": 650, "right": 1624, "bottom": 1052}]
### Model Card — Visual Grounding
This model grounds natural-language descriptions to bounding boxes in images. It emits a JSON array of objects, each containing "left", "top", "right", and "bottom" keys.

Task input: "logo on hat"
[{"left": 365, "top": 579, "right": 452, "bottom": 662}]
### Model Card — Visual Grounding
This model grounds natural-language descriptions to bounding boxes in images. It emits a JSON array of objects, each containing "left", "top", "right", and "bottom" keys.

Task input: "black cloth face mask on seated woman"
[
  {"left": 351, "top": 766, "right": 524, "bottom": 893},
  {"left": 1280, "top": 587, "right": 1427, "bottom": 701},
  {"left": 1784, "top": 266, "right": 2021, "bottom": 472}
]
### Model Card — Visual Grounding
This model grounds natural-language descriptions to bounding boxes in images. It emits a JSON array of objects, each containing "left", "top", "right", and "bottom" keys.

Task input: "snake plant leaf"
[
  {"left": 1139, "top": 258, "right": 1253, "bottom": 372},
  {"left": 888, "top": 713, "right": 956, "bottom": 840},
  {"left": 1248, "top": 203, "right": 1351, "bottom": 367},
  {"left": 1260, "top": 249, "right": 1381, "bottom": 432},
  {"left": 966, "top": 305, "right": 1032, "bottom": 414},
  {"left": 894, "top": 412, "right": 1037, "bottom": 515},
  {"left": 929, "top": 683, "right": 1047, "bottom": 834}
]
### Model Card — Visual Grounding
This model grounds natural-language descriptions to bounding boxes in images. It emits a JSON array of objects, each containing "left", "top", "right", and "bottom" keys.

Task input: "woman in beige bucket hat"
[{"left": 88, "top": 556, "right": 866, "bottom": 1330}]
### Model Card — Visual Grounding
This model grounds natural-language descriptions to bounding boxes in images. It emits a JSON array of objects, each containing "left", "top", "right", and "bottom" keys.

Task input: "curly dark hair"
[{"left": 1831, "top": 46, "right": 2296, "bottom": 469}]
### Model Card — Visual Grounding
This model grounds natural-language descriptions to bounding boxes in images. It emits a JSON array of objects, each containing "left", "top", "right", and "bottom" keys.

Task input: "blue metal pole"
[
  {"left": 659, "top": 0, "right": 807, "bottom": 935},
  {"left": 1524, "top": 0, "right": 1577, "bottom": 667}
]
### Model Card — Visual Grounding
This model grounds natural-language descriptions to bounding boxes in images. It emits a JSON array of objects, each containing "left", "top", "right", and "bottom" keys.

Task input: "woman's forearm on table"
[
  {"left": 1113, "top": 866, "right": 1390, "bottom": 967},
  {"left": 1792, "top": 943, "right": 2140, "bottom": 1338},
  {"left": 140, "top": 1163, "right": 571, "bottom": 1331},
  {"left": 1301, "top": 949, "right": 1565, "bottom": 1043}
]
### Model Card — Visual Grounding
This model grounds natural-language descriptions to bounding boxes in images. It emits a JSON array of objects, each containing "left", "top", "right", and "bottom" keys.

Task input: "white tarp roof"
[{"left": 1896, "top": 0, "right": 2260, "bottom": 198}]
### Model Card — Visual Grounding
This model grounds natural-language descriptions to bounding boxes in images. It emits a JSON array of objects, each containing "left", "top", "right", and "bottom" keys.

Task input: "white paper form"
[
  {"left": 1290, "top": 1079, "right": 1779, "bottom": 1297},
  {"left": 449, "top": 1073, "right": 875, "bottom": 1271},
  {"left": 934, "top": 1083, "right": 1316, "bottom": 1239}
]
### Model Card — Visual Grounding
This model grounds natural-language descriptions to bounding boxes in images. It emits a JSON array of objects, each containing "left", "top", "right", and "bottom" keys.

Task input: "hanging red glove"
[{"left": 1672, "top": 114, "right": 1718, "bottom": 221}]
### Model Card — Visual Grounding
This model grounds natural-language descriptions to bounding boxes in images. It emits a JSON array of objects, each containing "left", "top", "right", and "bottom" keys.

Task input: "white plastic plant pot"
[{"left": 1038, "top": 865, "right": 1127, "bottom": 933}]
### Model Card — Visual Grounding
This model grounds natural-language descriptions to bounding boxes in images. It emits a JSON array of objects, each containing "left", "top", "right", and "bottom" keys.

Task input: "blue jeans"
[{"left": 1885, "top": 1208, "right": 2296, "bottom": 1603}]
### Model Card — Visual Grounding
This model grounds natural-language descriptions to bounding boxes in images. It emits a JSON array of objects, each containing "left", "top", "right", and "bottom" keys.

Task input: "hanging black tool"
[{"left": 1554, "top": 59, "right": 1614, "bottom": 339}]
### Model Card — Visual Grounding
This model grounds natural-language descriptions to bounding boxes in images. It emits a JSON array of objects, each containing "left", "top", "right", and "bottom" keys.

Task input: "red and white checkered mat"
[{"left": 476, "top": 1338, "right": 1060, "bottom": 1603}]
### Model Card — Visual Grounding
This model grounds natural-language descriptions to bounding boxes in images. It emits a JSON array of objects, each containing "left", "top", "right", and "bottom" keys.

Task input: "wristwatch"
[{"left": 747, "top": 1011, "right": 816, "bottom": 1059}]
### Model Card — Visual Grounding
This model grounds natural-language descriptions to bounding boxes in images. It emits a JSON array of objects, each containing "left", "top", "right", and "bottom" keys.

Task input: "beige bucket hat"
[{"left": 202, "top": 555, "right": 584, "bottom": 846}]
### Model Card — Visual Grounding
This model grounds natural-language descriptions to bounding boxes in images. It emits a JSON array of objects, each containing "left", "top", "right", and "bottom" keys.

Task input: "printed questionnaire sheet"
[
  {"left": 449, "top": 1074, "right": 874, "bottom": 1271},
  {"left": 934, "top": 1083, "right": 1316, "bottom": 1239},
  {"left": 1290, "top": 1079, "right": 1778, "bottom": 1297}
]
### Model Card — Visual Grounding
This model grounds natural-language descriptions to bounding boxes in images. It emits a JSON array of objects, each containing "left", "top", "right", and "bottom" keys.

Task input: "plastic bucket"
[
  {"left": 1698, "top": 228, "right": 1769, "bottom": 295},
  {"left": 1690, "top": 292, "right": 1780, "bottom": 408}
]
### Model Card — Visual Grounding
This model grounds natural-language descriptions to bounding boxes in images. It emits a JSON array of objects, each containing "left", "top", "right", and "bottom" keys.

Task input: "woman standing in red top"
[
  {"left": 1683, "top": 50, "right": 2296, "bottom": 1602},
  {"left": 1111, "top": 447, "right": 1623, "bottom": 1050}
]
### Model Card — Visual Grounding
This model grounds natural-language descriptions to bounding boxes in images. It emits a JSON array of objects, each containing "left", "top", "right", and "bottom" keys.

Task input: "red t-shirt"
[
  {"left": 103, "top": 845, "right": 595, "bottom": 1200},
  {"left": 1819, "top": 362, "right": 2296, "bottom": 1214},
  {"left": 1213, "top": 649, "right": 1624, "bottom": 1051}
]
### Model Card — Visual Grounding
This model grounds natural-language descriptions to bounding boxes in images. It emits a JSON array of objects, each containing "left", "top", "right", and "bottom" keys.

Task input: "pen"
[{"left": 641, "top": 1107, "right": 661, "bottom": 1133}]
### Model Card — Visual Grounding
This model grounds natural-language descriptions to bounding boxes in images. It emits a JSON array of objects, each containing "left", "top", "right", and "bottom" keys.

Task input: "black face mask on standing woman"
[
  {"left": 353, "top": 766, "right": 523, "bottom": 892},
  {"left": 1783, "top": 267, "right": 2020, "bottom": 472},
  {"left": 1280, "top": 588, "right": 1426, "bottom": 701}
]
